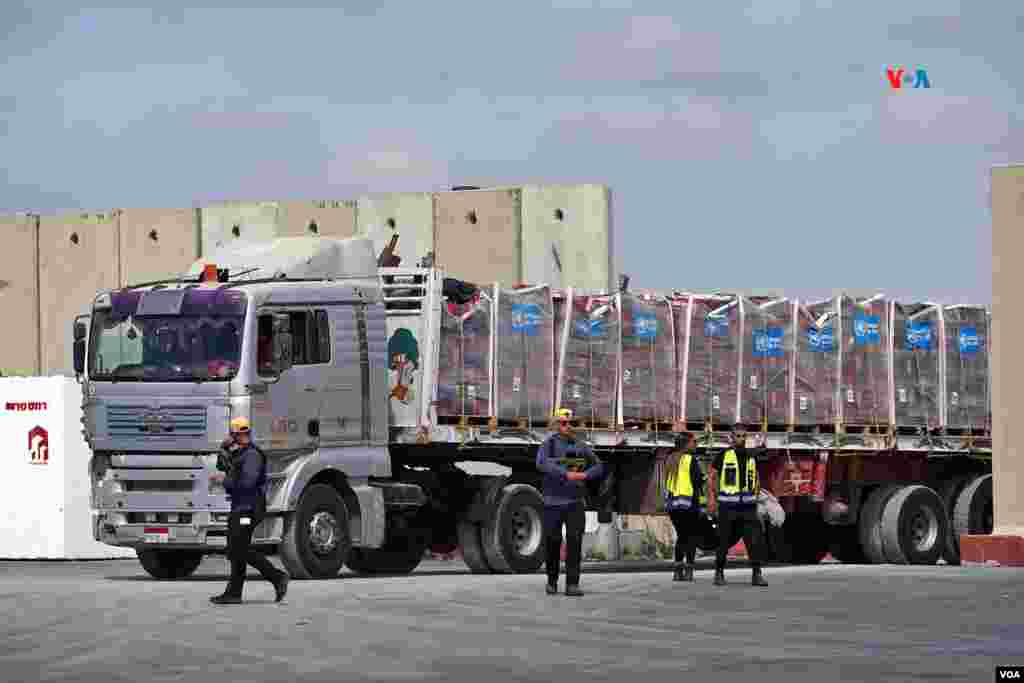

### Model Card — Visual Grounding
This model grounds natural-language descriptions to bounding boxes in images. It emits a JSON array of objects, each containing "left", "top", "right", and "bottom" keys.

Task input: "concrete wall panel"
[
  {"left": 520, "top": 184, "right": 612, "bottom": 292},
  {"left": 278, "top": 200, "right": 357, "bottom": 239},
  {"left": 355, "top": 193, "right": 434, "bottom": 269},
  {"left": 199, "top": 201, "right": 281, "bottom": 257},
  {"left": 39, "top": 213, "right": 119, "bottom": 376},
  {"left": 118, "top": 208, "right": 199, "bottom": 286},
  {"left": 991, "top": 164, "right": 1024, "bottom": 536},
  {"left": 0, "top": 216, "right": 40, "bottom": 374},
  {"left": 434, "top": 188, "right": 521, "bottom": 286}
]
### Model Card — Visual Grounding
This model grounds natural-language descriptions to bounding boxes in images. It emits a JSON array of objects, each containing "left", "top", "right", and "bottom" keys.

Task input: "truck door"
[
  {"left": 258, "top": 307, "right": 323, "bottom": 452},
  {"left": 317, "top": 305, "right": 366, "bottom": 447}
]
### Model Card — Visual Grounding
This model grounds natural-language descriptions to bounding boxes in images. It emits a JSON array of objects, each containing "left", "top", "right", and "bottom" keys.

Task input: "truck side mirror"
[
  {"left": 73, "top": 321, "right": 87, "bottom": 342},
  {"left": 73, "top": 339, "right": 86, "bottom": 375}
]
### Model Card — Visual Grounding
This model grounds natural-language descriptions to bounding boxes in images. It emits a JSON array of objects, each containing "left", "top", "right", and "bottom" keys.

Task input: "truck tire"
[
  {"left": 937, "top": 476, "right": 971, "bottom": 565},
  {"left": 481, "top": 484, "right": 546, "bottom": 574},
  {"left": 858, "top": 484, "right": 902, "bottom": 564},
  {"left": 136, "top": 548, "right": 203, "bottom": 580},
  {"left": 880, "top": 485, "right": 947, "bottom": 565},
  {"left": 953, "top": 474, "right": 994, "bottom": 540},
  {"left": 456, "top": 478, "right": 504, "bottom": 574},
  {"left": 279, "top": 483, "right": 351, "bottom": 580},
  {"left": 346, "top": 529, "right": 430, "bottom": 576}
]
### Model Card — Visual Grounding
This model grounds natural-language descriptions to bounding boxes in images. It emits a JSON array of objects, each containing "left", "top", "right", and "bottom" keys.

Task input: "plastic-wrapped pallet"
[
  {"left": 839, "top": 295, "right": 892, "bottom": 427},
  {"left": 742, "top": 297, "right": 792, "bottom": 427},
  {"left": 557, "top": 292, "right": 619, "bottom": 425},
  {"left": 942, "top": 305, "right": 989, "bottom": 431},
  {"left": 436, "top": 286, "right": 493, "bottom": 418},
  {"left": 495, "top": 285, "right": 554, "bottom": 423},
  {"left": 890, "top": 302, "right": 942, "bottom": 429},
  {"left": 793, "top": 298, "right": 840, "bottom": 427},
  {"left": 619, "top": 293, "right": 676, "bottom": 423},
  {"left": 682, "top": 295, "right": 739, "bottom": 425}
]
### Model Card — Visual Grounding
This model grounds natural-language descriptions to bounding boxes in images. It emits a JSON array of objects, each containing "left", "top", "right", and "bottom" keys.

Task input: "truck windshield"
[{"left": 88, "top": 288, "right": 247, "bottom": 382}]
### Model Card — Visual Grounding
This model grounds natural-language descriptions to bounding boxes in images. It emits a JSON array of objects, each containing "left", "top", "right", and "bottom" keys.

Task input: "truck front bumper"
[{"left": 93, "top": 511, "right": 283, "bottom": 551}]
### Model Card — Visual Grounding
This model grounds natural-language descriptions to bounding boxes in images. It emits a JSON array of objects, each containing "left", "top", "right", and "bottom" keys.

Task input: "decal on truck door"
[
  {"left": 28, "top": 426, "right": 49, "bottom": 465},
  {"left": 388, "top": 328, "right": 419, "bottom": 405}
]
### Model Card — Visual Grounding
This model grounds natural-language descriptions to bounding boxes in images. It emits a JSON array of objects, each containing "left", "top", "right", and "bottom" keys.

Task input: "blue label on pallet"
[
  {"left": 959, "top": 327, "right": 980, "bottom": 354},
  {"left": 854, "top": 315, "right": 881, "bottom": 345},
  {"left": 905, "top": 321, "right": 933, "bottom": 350},
  {"left": 510, "top": 303, "right": 541, "bottom": 336},
  {"left": 807, "top": 325, "right": 834, "bottom": 352},
  {"left": 574, "top": 317, "right": 606, "bottom": 339},
  {"left": 752, "top": 327, "right": 784, "bottom": 358},
  {"left": 704, "top": 317, "right": 729, "bottom": 338},
  {"left": 633, "top": 308, "right": 658, "bottom": 339}
]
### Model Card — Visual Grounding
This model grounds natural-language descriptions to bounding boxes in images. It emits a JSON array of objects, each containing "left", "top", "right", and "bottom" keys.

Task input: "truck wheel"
[
  {"left": 953, "top": 474, "right": 994, "bottom": 539},
  {"left": 937, "top": 476, "right": 971, "bottom": 565},
  {"left": 880, "top": 485, "right": 947, "bottom": 565},
  {"left": 456, "top": 479, "right": 504, "bottom": 574},
  {"left": 279, "top": 483, "right": 351, "bottom": 580},
  {"left": 481, "top": 484, "right": 546, "bottom": 574},
  {"left": 136, "top": 548, "right": 203, "bottom": 580},
  {"left": 347, "top": 530, "right": 430, "bottom": 576},
  {"left": 858, "top": 484, "right": 902, "bottom": 564}
]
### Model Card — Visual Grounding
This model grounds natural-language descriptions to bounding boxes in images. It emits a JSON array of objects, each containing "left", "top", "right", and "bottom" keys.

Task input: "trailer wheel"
[
  {"left": 136, "top": 549, "right": 203, "bottom": 580},
  {"left": 346, "top": 529, "right": 430, "bottom": 576},
  {"left": 953, "top": 474, "right": 994, "bottom": 540},
  {"left": 858, "top": 484, "right": 902, "bottom": 564},
  {"left": 937, "top": 476, "right": 971, "bottom": 565},
  {"left": 456, "top": 478, "right": 504, "bottom": 574},
  {"left": 481, "top": 484, "right": 546, "bottom": 574},
  {"left": 279, "top": 483, "right": 351, "bottom": 580},
  {"left": 880, "top": 485, "right": 947, "bottom": 565}
]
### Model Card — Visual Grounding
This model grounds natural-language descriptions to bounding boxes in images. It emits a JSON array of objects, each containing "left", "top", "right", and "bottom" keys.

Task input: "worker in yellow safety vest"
[
  {"left": 706, "top": 432, "right": 767, "bottom": 587},
  {"left": 664, "top": 431, "right": 707, "bottom": 582}
]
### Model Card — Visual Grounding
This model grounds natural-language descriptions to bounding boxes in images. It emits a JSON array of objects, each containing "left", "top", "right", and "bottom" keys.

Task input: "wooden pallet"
[
  {"left": 563, "top": 418, "right": 620, "bottom": 430},
  {"left": 942, "top": 426, "right": 990, "bottom": 437},
  {"left": 620, "top": 419, "right": 678, "bottom": 432},
  {"left": 437, "top": 415, "right": 494, "bottom": 428},
  {"left": 841, "top": 424, "right": 892, "bottom": 435},
  {"left": 790, "top": 424, "right": 838, "bottom": 434}
]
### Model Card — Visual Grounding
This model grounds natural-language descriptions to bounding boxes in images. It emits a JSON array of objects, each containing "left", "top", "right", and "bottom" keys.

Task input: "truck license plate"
[{"left": 143, "top": 527, "right": 169, "bottom": 544}]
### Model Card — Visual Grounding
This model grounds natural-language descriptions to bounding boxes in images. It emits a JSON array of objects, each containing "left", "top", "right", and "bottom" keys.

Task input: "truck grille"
[{"left": 107, "top": 405, "right": 207, "bottom": 437}]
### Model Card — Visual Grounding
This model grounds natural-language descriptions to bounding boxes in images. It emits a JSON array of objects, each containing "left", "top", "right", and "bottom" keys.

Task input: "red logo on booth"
[{"left": 28, "top": 426, "right": 48, "bottom": 465}]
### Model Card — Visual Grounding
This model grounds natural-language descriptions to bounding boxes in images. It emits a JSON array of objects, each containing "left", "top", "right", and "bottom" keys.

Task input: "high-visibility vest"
[
  {"left": 717, "top": 449, "right": 758, "bottom": 506},
  {"left": 665, "top": 453, "right": 706, "bottom": 511}
]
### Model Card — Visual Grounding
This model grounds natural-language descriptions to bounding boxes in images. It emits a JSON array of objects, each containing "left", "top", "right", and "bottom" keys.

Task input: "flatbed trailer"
[{"left": 78, "top": 237, "right": 993, "bottom": 579}]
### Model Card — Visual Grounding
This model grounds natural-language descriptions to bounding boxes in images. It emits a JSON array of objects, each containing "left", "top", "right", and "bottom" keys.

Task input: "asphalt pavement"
[{"left": 1, "top": 556, "right": 1022, "bottom": 682}]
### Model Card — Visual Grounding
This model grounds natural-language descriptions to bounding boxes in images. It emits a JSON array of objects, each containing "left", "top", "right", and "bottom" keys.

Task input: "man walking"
[
  {"left": 664, "top": 431, "right": 706, "bottom": 582},
  {"left": 210, "top": 417, "right": 290, "bottom": 605},
  {"left": 706, "top": 432, "right": 767, "bottom": 587},
  {"left": 536, "top": 408, "right": 606, "bottom": 597}
]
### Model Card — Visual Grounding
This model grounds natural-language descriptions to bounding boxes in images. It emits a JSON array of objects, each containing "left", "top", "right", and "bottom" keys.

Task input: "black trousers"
[
  {"left": 225, "top": 508, "right": 282, "bottom": 597},
  {"left": 668, "top": 509, "right": 701, "bottom": 565},
  {"left": 544, "top": 503, "right": 585, "bottom": 586},
  {"left": 715, "top": 506, "right": 764, "bottom": 571}
]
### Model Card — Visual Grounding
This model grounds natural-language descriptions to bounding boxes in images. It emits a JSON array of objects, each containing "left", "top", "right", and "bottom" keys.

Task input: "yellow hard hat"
[
  {"left": 229, "top": 416, "right": 251, "bottom": 433},
  {"left": 554, "top": 408, "right": 573, "bottom": 420}
]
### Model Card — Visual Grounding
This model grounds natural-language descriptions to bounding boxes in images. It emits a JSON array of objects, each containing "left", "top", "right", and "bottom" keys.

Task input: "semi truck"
[{"left": 75, "top": 235, "right": 994, "bottom": 580}]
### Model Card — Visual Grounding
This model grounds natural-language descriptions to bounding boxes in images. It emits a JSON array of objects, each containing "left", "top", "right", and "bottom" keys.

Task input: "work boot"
[
  {"left": 751, "top": 568, "right": 768, "bottom": 587},
  {"left": 713, "top": 569, "right": 727, "bottom": 586},
  {"left": 274, "top": 571, "right": 290, "bottom": 603},
  {"left": 565, "top": 585, "right": 584, "bottom": 597},
  {"left": 210, "top": 593, "right": 242, "bottom": 605},
  {"left": 683, "top": 564, "right": 695, "bottom": 582},
  {"left": 672, "top": 566, "right": 685, "bottom": 582},
  {"left": 546, "top": 582, "right": 558, "bottom": 596}
]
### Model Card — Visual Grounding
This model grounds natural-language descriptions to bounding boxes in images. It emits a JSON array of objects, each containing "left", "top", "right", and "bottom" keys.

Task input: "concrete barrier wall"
[
  {"left": 0, "top": 377, "right": 136, "bottom": 558},
  {"left": 119, "top": 207, "right": 199, "bottom": 285},
  {"left": 434, "top": 187, "right": 522, "bottom": 286},
  {"left": 200, "top": 200, "right": 281, "bottom": 257},
  {"left": 278, "top": 200, "right": 358, "bottom": 239},
  {"left": 355, "top": 192, "right": 435, "bottom": 268},
  {"left": 39, "top": 213, "right": 119, "bottom": 376},
  {"left": 0, "top": 215, "right": 40, "bottom": 374}
]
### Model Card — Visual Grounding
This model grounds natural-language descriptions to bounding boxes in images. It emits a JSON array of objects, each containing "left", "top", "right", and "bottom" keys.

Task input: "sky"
[{"left": 1, "top": 1, "right": 1021, "bottom": 304}]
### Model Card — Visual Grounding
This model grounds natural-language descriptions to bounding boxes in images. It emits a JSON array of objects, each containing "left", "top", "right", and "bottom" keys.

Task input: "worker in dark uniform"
[
  {"left": 210, "top": 417, "right": 290, "bottom": 604},
  {"left": 664, "top": 431, "right": 706, "bottom": 582},
  {"left": 706, "top": 432, "right": 767, "bottom": 587},
  {"left": 536, "top": 408, "right": 606, "bottom": 597}
]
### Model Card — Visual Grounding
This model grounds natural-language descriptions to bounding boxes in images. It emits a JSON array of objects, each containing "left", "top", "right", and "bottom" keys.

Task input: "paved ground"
[{"left": 2, "top": 556, "right": 1022, "bottom": 682}]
